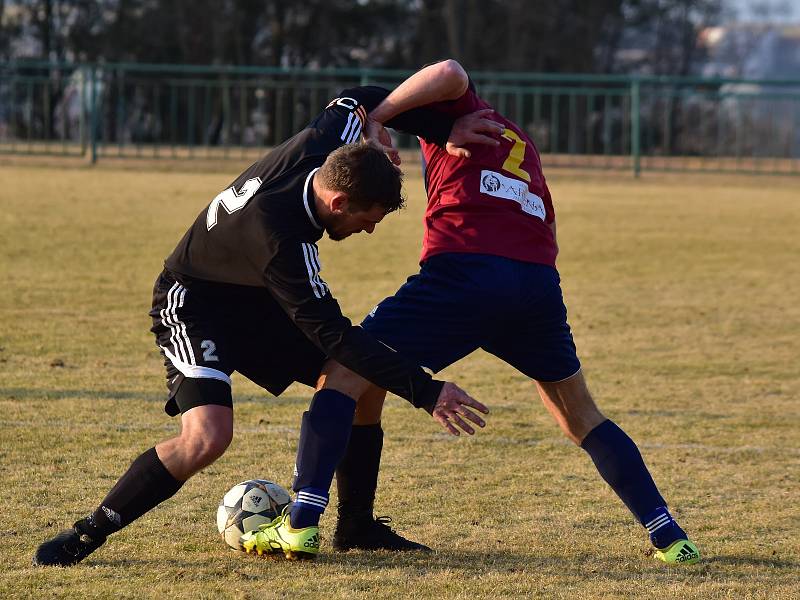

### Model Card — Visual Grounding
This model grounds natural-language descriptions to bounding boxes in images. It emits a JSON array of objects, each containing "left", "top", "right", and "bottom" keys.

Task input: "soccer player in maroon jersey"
[{"left": 328, "top": 60, "right": 700, "bottom": 565}]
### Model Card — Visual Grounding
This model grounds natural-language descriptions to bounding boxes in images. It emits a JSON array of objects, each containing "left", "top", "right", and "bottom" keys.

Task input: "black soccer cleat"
[
  {"left": 332, "top": 514, "right": 431, "bottom": 552},
  {"left": 32, "top": 520, "right": 106, "bottom": 567}
]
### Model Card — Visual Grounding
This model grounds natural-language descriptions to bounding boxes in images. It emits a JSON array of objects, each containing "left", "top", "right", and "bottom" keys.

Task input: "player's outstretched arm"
[
  {"left": 428, "top": 382, "right": 489, "bottom": 436},
  {"left": 363, "top": 60, "right": 503, "bottom": 164},
  {"left": 369, "top": 59, "right": 469, "bottom": 126}
]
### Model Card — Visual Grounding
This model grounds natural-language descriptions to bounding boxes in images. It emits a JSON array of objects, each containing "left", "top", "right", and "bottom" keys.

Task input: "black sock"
[
  {"left": 291, "top": 390, "right": 356, "bottom": 529},
  {"left": 83, "top": 447, "right": 184, "bottom": 538},
  {"left": 335, "top": 423, "right": 383, "bottom": 521},
  {"left": 581, "top": 419, "right": 686, "bottom": 547}
]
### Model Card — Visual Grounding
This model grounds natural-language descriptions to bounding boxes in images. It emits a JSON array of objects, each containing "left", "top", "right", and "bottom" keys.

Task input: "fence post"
[
  {"left": 78, "top": 66, "right": 86, "bottom": 157},
  {"left": 89, "top": 65, "right": 98, "bottom": 164},
  {"left": 631, "top": 78, "right": 641, "bottom": 177}
]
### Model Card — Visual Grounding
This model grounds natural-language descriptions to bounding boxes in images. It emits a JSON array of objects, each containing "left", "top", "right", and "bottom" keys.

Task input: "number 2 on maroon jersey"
[{"left": 500, "top": 128, "right": 532, "bottom": 183}]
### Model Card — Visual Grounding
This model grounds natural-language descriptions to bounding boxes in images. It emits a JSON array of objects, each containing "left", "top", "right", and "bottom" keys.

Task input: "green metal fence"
[{"left": 2, "top": 61, "right": 799, "bottom": 175}]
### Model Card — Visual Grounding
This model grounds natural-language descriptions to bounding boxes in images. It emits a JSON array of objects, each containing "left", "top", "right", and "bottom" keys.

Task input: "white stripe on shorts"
[
  {"left": 161, "top": 282, "right": 195, "bottom": 365},
  {"left": 161, "top": 283, "right": 186, "bottom": 364},
  {"left": 175, "top": 286, "right": 196, "bottom": 365},
  {"left": 161, "top": 346, "right": 231, "bottom": 386}
]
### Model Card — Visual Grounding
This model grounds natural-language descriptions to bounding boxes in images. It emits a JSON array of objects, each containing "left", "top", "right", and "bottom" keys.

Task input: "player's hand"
[
  {"left": 363, "top": 117, "right": 401, "bottom": 166},
  {"left": 431, "top": 382, "right": 489, "bottom": 436},
  {"left": 446, "top": 108, "right": 504, "bottom": 159}
]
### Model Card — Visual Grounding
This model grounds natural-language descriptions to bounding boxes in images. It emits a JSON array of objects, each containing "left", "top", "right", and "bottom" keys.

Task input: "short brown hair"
[{"left": 317, "top": 143, "right": 405, "bottom": 213}]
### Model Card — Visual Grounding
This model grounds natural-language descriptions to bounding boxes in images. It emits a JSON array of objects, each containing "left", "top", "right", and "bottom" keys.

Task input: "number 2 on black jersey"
[{"left": 206, "top": 177, "right": 263, "bottom": 231}]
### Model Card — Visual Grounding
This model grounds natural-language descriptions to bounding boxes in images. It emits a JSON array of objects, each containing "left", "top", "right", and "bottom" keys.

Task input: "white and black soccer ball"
[{"left": 216, "top": 479, "right": 291, "bottom": 551}]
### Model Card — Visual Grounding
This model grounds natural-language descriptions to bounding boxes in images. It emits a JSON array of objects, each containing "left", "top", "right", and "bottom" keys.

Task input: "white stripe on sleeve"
[
  {"left": 346, "top": 119, "right": 363, "bottom": 144},
  {"left": 301, "top": 243, "right": 326, "bottom": 299},
  {"left": 308, "top": 244, "right": 329, "bottom": 296},
  {"left": 340, "top": 112, "right": 356, "bottom": 142}
]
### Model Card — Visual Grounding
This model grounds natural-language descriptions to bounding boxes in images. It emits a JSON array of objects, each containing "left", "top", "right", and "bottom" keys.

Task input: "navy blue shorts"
[{"left": 361, "top": 253, "right": 580, "bottom": 382}]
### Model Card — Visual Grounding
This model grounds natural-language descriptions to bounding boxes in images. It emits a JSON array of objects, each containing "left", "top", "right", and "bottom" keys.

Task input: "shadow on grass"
[
  {"left": 0, "top": 387, "right": 165, "bottom": 403},
  {"left": 78, "top": 557, "right": 211, "bottom": 570},
  {"left": 86, "top": 551, "right": 800, "bottom": 581},
  {"left": 0, "top": 387, "right": 309, "bottom": 407},
  {"left": 85, "top": 549, "right": 799, "bottom": 579},
  {"left": 701, "top": 554, "right": 799, "bottom": 569},
  {"left": 86, "top": 550, "right": 545, "bottom": 572},
  {"left": 316, "top": 549, "right": 800, "bottom": 575},
  {"left": 25, "top": 550, "right": 800, "bottom": 581}
]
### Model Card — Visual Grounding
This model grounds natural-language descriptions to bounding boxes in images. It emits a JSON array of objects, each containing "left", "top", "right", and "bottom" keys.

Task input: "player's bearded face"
[{"left": 325, "top": 204, "right": 386, "bottom": 241}]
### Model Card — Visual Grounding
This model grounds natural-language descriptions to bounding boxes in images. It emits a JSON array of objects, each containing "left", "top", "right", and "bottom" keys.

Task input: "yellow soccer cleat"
[
  {"left": 240, "top": 508, "right": 320, "bottom": 560},
  {"left": 653, "top": 539, "right": 701, "bottom": 565}
]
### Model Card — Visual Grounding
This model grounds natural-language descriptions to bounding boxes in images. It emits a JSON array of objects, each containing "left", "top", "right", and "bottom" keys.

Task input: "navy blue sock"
[
  {"left": 290, "top": 389, "right": 356, "bottom": 529},
  {"left": 642, "top": 506, "right": 687, "bottom": 549},
  {"left": 581, "top": 420, "right": 685, "bottom": 548}
]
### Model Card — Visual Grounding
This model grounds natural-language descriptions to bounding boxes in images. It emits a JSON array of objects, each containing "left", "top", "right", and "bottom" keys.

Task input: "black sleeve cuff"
[
  {"left": 417, "top": 115, "right": 453, "bottom": 148},
  {"left": 384, "top": 108, "right": 454, "bottom": 148},
  {"left": 415, "top": 378, "right": 444, "bottom": 411}
]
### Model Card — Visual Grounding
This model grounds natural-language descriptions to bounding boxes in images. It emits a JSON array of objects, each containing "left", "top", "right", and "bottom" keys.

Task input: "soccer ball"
[{"left": 216, "top": 479, "right": 291, "bottom": 551}]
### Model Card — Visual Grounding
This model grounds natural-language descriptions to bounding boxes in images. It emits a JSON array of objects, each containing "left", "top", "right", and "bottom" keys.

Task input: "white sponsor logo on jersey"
[{"left": 479, "top": 170, "right": 546, "bottom": 220}]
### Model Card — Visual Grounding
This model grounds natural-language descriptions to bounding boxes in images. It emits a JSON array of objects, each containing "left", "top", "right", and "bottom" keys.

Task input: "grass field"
[{"left": 1, "top": 162, "right": 798, "bottom": 599}]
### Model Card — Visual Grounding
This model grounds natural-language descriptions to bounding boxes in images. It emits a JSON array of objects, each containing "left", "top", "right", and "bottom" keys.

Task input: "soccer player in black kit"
[{"left": 33, "top": 83, "right": 493, "bottom": 565}]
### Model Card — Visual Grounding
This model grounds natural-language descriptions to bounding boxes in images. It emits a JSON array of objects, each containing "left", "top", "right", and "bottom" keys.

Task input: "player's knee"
[
  {"left": 182, "top": 425, "right": 232, "bottom": 466},
  {"left": 318, "top": 361, "right": 370, "bottom": 399}
]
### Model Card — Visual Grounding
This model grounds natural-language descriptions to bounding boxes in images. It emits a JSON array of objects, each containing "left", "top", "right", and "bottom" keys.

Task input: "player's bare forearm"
[{"left": 368, "top": 60, "right": 468, "bottom": 125}]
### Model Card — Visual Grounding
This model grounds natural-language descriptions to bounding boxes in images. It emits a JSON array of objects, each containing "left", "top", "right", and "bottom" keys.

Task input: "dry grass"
[{"left": 0, "top": 163, "right": 798, "bottom": 599}]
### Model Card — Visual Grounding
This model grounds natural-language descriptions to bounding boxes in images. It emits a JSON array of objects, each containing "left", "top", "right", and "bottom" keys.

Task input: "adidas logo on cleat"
[
  {"left": 304, "top": 534, "right": 320, "bottom": 549},
  {"left": 675, "top": 544, "right": 699, "bottom": 563}
]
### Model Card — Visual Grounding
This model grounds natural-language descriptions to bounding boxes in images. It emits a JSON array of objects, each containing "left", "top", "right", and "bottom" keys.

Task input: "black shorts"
[{"left": 149, "top": 270, "right": 325, "bottom": 416}]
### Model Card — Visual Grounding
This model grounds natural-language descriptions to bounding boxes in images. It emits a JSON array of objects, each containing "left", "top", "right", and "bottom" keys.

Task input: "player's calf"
[
  {"left": 535, "top": 372, "right": 605, "bottom": 445},
  {"left": 32, "top": 446, "right": 185, "bottom": 566},
  {"left": 289, "top": 389, "right": 357, "bottom": 533},
  {"left": 537, "top": 373, "right": 700, "bottom": 564},
  {"left": 581, "top": 420, "right": 700, "bottom": 564}
]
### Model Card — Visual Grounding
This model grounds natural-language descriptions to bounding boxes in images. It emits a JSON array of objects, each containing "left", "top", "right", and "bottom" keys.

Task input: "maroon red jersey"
[{"left": 418, "top": 84, "right": 557, "bottom": 267}]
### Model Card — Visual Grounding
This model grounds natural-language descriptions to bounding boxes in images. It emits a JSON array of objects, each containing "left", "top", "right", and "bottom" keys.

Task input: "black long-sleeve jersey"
[{"left": 164, "top": 86, "right": 451, "bottom": 409}]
